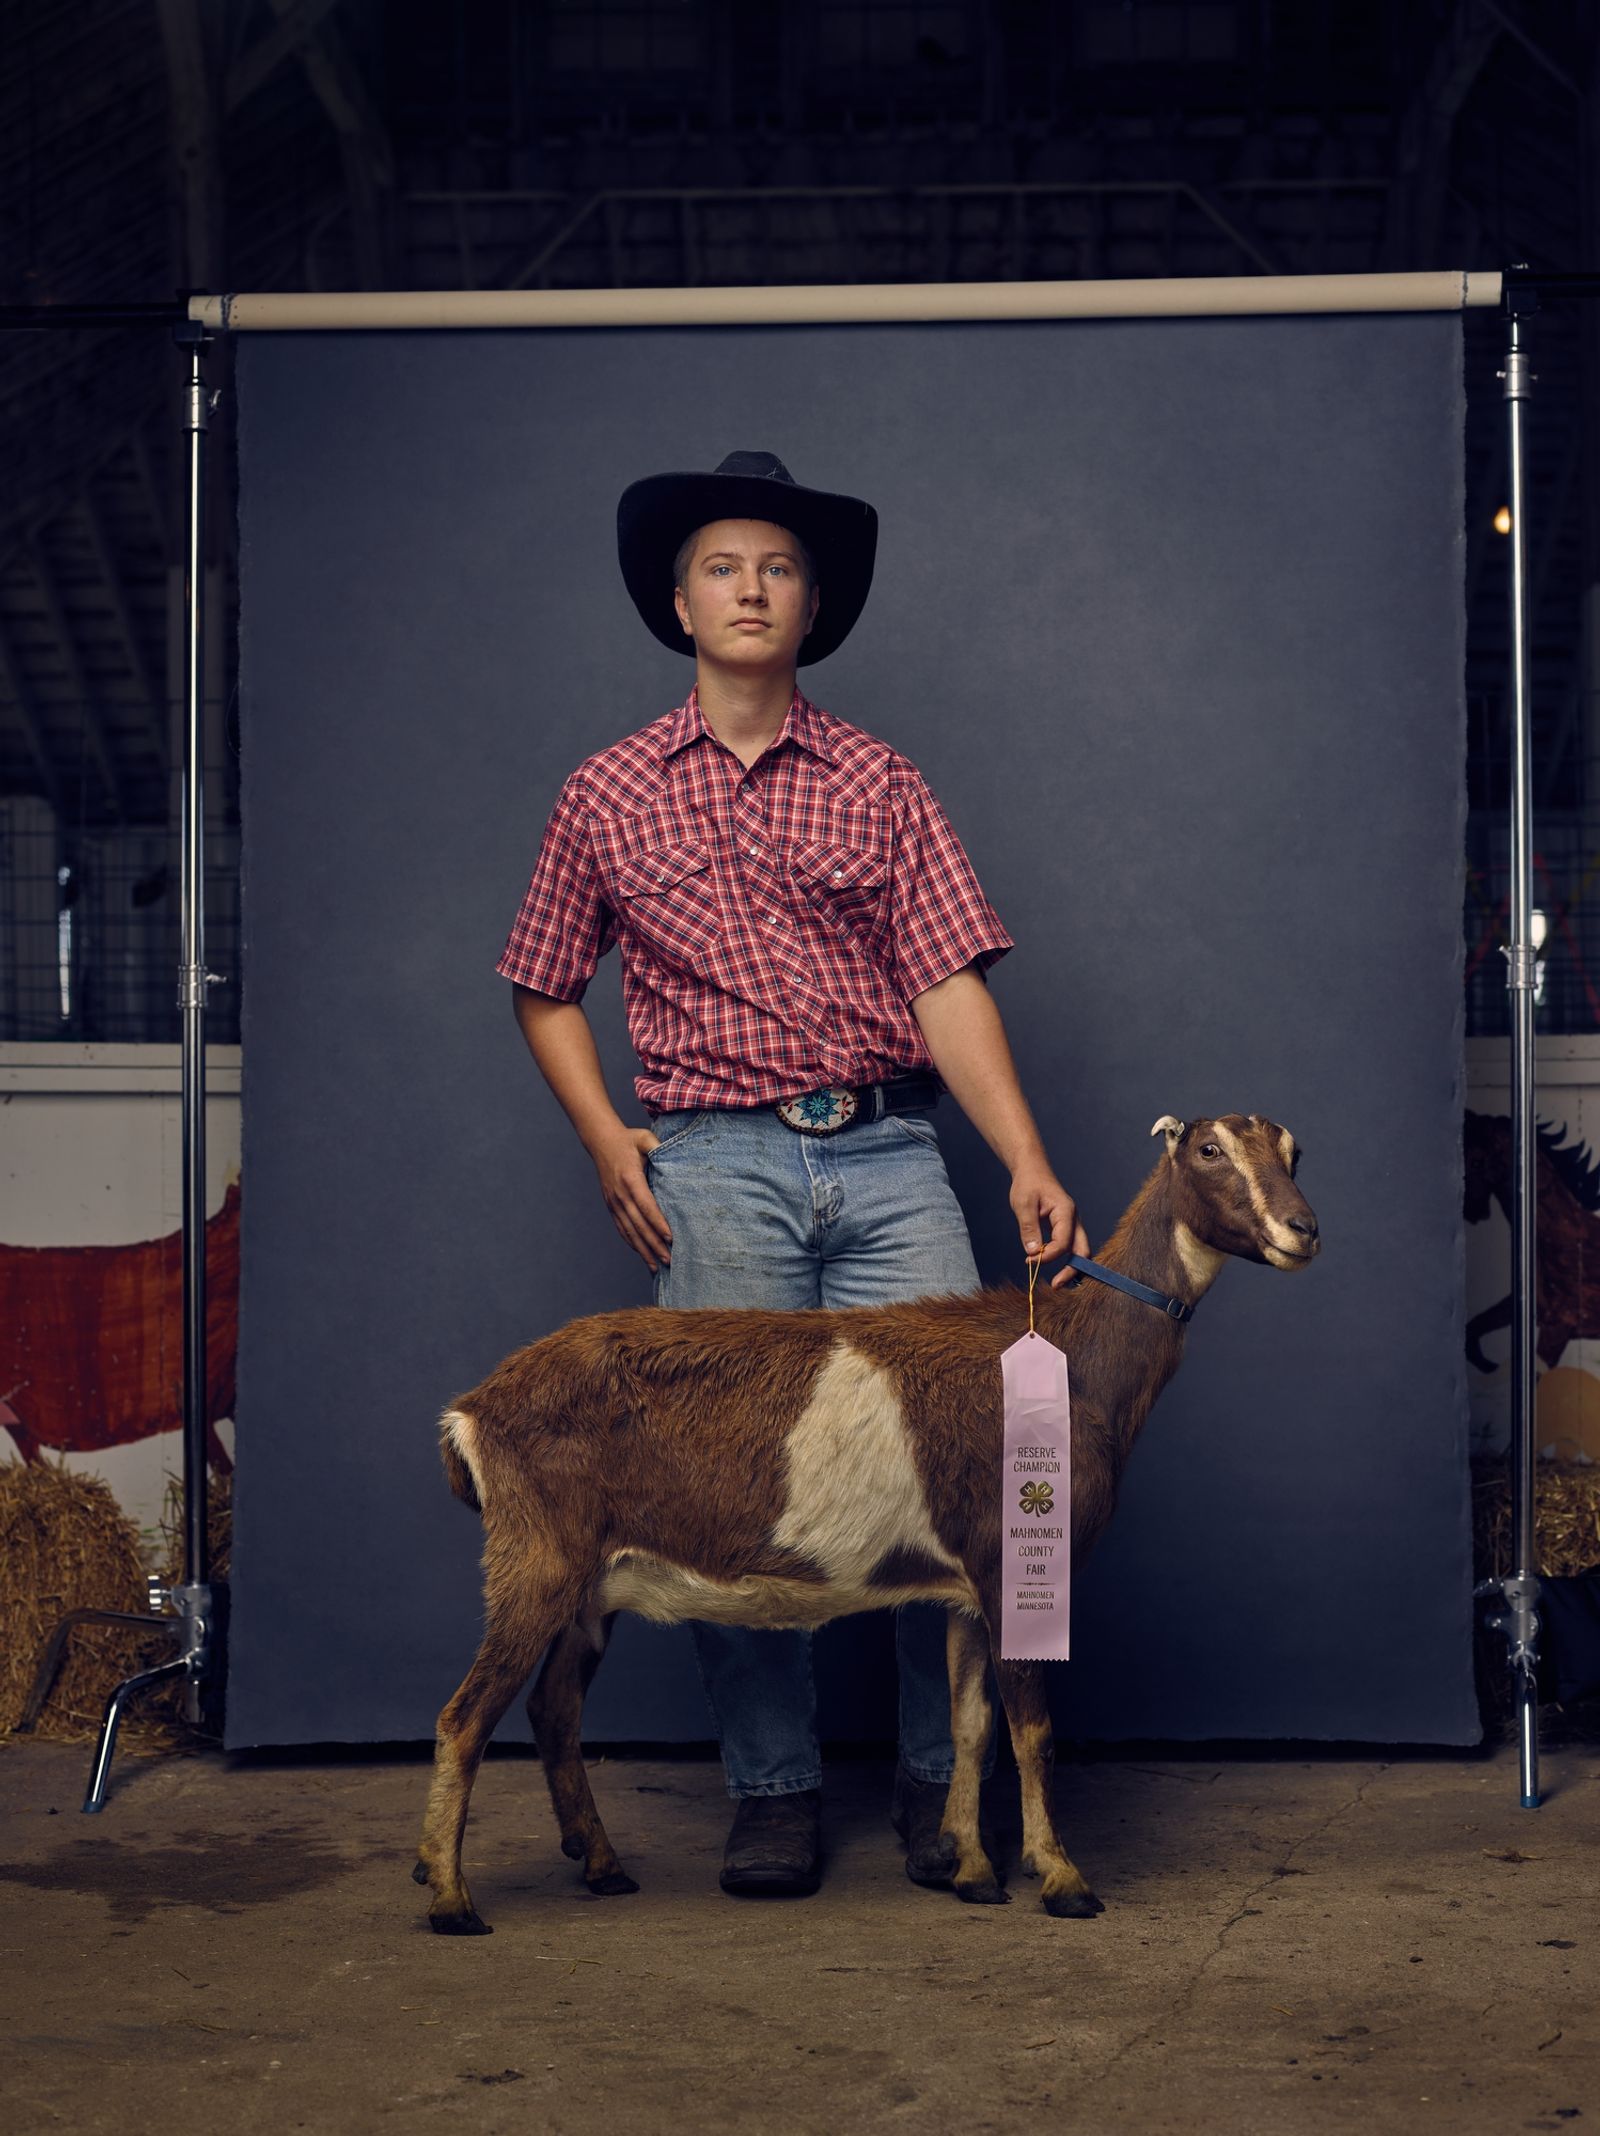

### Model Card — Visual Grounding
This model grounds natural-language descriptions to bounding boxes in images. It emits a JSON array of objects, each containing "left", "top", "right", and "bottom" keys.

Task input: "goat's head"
[{"left": 1150, "top": 1113, "right": 1319, "bottom": 1272}]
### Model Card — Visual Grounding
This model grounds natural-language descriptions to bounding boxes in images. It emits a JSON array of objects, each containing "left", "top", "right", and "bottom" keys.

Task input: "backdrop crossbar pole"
[{"left": 188, "top": 270, "right": 1500, "bottom": 333}]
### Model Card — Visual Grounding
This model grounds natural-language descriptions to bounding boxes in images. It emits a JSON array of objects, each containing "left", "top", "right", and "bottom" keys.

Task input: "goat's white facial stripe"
[
  {"left": 442, "top": 1407, "right": 487, "bottom": 1506},
  {"left": 1208, "top": 1119, "right": 1260, "bottom": 1205},
  {"left": 772, "top": 1342, "right": 960, "bottom": 1584},
  {"left": 1209, "top": 1119, "right": 1302, "bottom": 1253}
]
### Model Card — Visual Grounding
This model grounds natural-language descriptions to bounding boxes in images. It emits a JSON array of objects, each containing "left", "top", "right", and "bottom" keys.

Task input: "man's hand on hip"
[
  {"left": 510, "top": 991, "right": 673, "bottom": 1274},
  {"left": 1010, "top": 1160, "right": 1091, "bottom": 1288},
  {"left": 591, "top": 1125, "right": 674, "bottom": 1272}
]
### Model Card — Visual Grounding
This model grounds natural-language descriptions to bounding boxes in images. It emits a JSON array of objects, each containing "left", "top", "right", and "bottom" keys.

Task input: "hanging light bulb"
[{"left": 1494, "top": 505, "right": 1513, "bottom": 534}]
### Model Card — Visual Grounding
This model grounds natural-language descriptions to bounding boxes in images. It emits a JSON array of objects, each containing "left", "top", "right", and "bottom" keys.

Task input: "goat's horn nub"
[{"left": 1151, "top": 1115, "right": 1187, "bottom": 1143}]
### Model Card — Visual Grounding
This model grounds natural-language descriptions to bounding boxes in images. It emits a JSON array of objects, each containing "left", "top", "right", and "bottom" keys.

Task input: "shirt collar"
[{"left": 663, "top": 687, "right": 838, "bottom": 769}]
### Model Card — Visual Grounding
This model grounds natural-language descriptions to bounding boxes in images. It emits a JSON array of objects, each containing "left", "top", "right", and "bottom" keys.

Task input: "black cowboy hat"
[{"left": 617, "top": 449, "right": 878, "bottom": 666}]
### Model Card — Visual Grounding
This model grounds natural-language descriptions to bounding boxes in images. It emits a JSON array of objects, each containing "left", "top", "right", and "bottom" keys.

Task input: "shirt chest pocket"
[
  {"left": 789, "top": 839, "right": 889, "bottom": 944},
  {"left": 613, "top": 841, "right": 725, "bottom": 966}
]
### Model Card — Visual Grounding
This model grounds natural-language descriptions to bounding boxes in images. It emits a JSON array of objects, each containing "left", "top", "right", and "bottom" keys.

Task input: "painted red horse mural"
[
  {"left": 1463, "top": 1112, "right": 1600, "bottom": 1371},
  {"left": 0, "top": 1179, "right": 239, "bottom": 1468}
]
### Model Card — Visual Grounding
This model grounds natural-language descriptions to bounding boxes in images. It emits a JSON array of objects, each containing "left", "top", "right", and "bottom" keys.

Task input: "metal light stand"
[
  {"left": 1477, "top": 273, "right": 1543, "bottom": 1810},
  {"left": 16, "top": 316, "right": 222, "bottom": 1807}
]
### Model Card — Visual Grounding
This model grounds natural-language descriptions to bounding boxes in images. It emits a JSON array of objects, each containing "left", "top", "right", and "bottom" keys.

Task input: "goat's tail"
[{"left": 439, "top": 1406, "right": 483, "bottom": 1514}]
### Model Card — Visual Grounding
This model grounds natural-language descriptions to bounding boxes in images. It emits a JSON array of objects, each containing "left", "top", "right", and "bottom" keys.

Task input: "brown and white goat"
[{"left": 415, "top": 1111, "right": 1318, "bottom": 1933}]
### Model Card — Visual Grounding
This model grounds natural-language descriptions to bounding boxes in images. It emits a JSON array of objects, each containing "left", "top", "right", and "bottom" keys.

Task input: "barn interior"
[{"left": 2, "top": 5, "right": 1598, "bottom": 2133}]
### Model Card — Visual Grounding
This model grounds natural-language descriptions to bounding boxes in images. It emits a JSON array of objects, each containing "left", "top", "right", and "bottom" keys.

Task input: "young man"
[{"left": 497, "top": 449, "right": 1087, "bottom": 1896}]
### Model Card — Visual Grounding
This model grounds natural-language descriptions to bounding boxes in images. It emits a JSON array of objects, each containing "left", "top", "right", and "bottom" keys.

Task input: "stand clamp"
[
  {"left": 177, "top": 965, "right": 227, "bottom": 1010},
  {"left": 148, "top": 1576, "right": 215, "bottom": 1683},
  {"left": 1477, "top": 1570, "right": 1542, "bottom": 1669},
  {"left": 1499, "top": 348, "right": 1535, "bottom": 401}
]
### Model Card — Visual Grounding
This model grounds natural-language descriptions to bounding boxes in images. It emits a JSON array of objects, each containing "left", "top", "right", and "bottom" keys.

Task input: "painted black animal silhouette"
[{"left": 1463, "top": 1110, "right": 1600, "bottom": 1371}]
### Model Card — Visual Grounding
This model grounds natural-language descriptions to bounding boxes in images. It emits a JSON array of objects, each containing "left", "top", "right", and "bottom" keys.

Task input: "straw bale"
[
  {"left": 1471, "top": 1456, "right": 1600, "bottom": 1584},
  {"left": 156, "top": 1467, "right": 232, "bottom": 1588},
  {"left": 0, "top": 1459, "right": 150, "bottom": 1741},
  {"left": 0, "top": 1460, "right": 234, "bottom": 1749}
]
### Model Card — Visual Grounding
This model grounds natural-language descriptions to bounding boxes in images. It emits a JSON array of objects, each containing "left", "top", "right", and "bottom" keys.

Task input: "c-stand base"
[{"left": 18, "top": 1581, "right": 220, "bottom": 1811}]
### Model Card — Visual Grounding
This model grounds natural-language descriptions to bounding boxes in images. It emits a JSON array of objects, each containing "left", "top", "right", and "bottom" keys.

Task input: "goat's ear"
[{"left": 1151, "top": 1115, "right": 1188, "bottom": 1151}]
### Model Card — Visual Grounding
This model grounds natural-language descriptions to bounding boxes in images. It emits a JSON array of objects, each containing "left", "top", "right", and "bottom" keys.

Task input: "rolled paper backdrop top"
[{"left": 189, "top": 270, "right": 1499, "bottom": 333}]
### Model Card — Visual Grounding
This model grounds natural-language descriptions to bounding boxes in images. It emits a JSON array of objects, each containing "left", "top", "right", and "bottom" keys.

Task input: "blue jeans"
[{"left": 648, "top": 1100, "right": 991, "bottom": 1798}]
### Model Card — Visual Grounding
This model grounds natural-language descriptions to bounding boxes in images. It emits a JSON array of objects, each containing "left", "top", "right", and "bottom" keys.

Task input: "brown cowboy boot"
[
  {"left": 891, "top": 1767, "right": 959, "bottom": 1885},
  {"left": 719, "top": 1788, "right": 823, "bottom": 1896}
]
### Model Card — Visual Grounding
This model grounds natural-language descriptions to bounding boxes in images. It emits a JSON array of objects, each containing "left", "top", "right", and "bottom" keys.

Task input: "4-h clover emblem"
[{"left": 1019, "top": 1480, "right": 1055, "bottom": 1517}]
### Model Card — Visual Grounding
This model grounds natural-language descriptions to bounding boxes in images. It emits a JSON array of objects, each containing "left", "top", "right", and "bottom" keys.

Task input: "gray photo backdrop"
[{"left": 230, "top": 312, "right": 1472, "bottom": 1747}]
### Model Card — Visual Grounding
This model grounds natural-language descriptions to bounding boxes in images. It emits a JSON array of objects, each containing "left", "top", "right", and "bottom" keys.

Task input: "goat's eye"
[{"left": 1200, "top": 1143, "right": 1221, "bottom": 1159}]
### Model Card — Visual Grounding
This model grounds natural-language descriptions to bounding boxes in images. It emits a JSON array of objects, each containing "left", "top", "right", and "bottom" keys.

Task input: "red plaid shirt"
[{"left": 497, "top": 689, "right": 1013, "bottom": 1111}]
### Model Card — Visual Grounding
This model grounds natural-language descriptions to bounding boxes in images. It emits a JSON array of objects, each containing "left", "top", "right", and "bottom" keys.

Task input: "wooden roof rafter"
[{"left": 0, "top": 613, "right": 64, "bottom": 816}]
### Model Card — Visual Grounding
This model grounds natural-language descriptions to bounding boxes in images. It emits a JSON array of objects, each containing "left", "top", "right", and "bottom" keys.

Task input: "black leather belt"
[{"left": 773, "top": 1072, "right": 941, "bottom": 1136}]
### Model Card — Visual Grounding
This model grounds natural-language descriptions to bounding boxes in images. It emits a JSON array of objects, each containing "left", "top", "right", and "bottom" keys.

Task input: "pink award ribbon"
[{"left": 999, "top": 1325, "right": 1072, "bottom": 1661}]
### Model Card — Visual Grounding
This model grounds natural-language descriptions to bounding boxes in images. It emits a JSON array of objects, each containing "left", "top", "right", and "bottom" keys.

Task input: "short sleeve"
[
  {"left": 886, "top": 765, "right": 1013, "bottom": 1001},
  {"left": 495, "top": 772, "right": 617, "bottom": 998}
]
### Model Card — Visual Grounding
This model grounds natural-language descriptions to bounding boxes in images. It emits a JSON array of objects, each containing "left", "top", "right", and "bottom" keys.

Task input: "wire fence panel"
[
  {"left": 0, "top": 805, "right": 1589, "bottom": 1049},
  {"left": 0, "top": 799, "right": 239, "bottom": 1044}
]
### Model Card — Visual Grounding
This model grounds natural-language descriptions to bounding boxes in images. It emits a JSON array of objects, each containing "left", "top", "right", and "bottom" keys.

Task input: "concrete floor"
[{"left": 1, "top": 1738, "right": 1595, "bottom": 2136}]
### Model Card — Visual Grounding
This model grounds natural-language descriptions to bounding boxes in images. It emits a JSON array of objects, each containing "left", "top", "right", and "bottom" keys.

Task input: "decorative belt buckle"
[{"left": 775, "top": 1086, "right": 859, "bottom": 1135}]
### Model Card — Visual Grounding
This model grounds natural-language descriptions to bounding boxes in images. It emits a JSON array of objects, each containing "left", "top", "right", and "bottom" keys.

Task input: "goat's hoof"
[
  {"left": 411, "top": 1859, "right": 430, "bottom": 1886},
  {"left": 1043, "top": 1885, "right": 1104, "bottom": 1919},
  {"left": 560, "top": 1836, "right": 586, "bottom": 1861},
  {"left": 585, "top": 1869, "right": 639, "bottom": 1897},
  {"left": 954, "top": 1878, "right": 1010, "bottom": 1906},
  {"left": 429, "top": 1908, "right": 493, "bottom": 1936}
]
